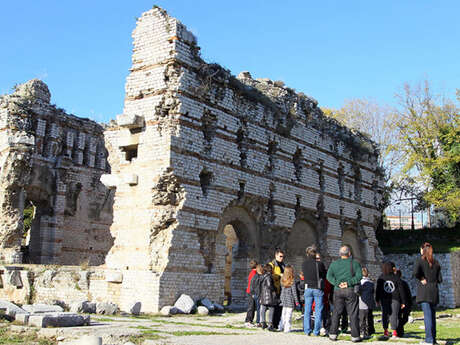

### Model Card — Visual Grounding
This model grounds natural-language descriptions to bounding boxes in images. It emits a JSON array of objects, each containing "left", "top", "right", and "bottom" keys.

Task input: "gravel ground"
[{"left": 14, "top": 311, "right": 445, "bottom": 345}]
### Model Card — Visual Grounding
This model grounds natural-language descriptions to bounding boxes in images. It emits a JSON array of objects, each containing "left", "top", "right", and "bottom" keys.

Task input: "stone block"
[
  {"left": 0, "top": 300, "right": 27, "bottom": 317},
  {"left": 129, "top": 302, "right": 141, "bottom": 315},
  {"left": 28, "top": 312, "right": 90, "bottom": 328},
  {"left": 212, "top": 302, "right": 225, "bottom": 313},
  {"left": 123, "top": 174, "right": 138, "bottom": 186},
  {"left": 197, "top": 306, "right": 209, "bottom": 315},
  {"left": 14, "top": 313, "right": 30, "bottom": 325},
  {"left": 95, "top": 302, "right": 118, "bottom": 315},
  {"left": 174, "top": 294, "right": 195, "bottom": 314},
  {"left": 116, "top": 114, "right": 144, "bottom": 129},
  {"left": 160, "top": 306, "right": 172, "bottom": 316},
  {"left": 70, "top": 301, "right": 96, "bottom": 314},
  {"left": 199, "top": 298, "right": 215, "bottom": 311},
  {"left": 105, "top": 271, "right": 123, "bottom": 283},
  {"left": 22, "top": 304, "right": 64, "bottom": 314},
  {"left": 100, "top": 174, "right": 120, "bottom": 189}
]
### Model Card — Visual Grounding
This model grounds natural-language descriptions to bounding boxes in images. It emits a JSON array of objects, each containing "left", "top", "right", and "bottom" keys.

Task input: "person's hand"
[
  {"left": 339, "top": 282, "right": 348, "bottom": 289},
  {"left": 401, "top": 304, "right": 405, "bottom": 309},
  {"left": 421, "top": 279, "right": 427, "bottom": 285}
]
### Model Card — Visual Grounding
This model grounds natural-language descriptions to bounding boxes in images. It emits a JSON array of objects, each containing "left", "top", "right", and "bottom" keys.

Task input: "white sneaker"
[{"left": 320, "top": 328, "right": 327, "bottom": 336}]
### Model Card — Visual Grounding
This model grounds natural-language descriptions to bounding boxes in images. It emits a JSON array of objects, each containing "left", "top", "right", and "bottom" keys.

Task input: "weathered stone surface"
[
  {"left": 129, "top": 302, "right": 141, "bottom": 315},
  {"left": 28, "top": 312, "right": 90, "bottom": 328},
  {"left": 22, "top": 304, "right": 64, "bottom": 314},
  {"left": 0, "top": 300, "right": 27, "bottom": 317},
  {"left": 14, "top": 312, "right": 30, "bottom": 325},
  {"left": 174, "top": 294, "right": 195, "bottom": 314},
  {"left": 105, "top": 271, "right": 123, "bottom": 283},
  {"left": 197, "top": 306, "right": 209, "bottom": 315},
  {"left": 70, "top": 300, "right": 96, "bottom": 314},
  {"left": 96, "top": 302, "right": 118, "bottom": 315},
  {"left": 213, "top": 303, "right": 225, "bottom": 313},
  {"left": 199, "top": 298, "right": 215, "bottom": 311},
  {"left": 160, "top": 306, "right": 173, "bottom": 316}
]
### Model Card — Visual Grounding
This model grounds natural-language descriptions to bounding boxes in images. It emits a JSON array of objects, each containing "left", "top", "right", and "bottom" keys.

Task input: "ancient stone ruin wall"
[
  {"left": 103, "top": 7, "right": 386, "bottom": 310},
  {"left": 0, "top": 80, "right": 112, "bottom": 265}
]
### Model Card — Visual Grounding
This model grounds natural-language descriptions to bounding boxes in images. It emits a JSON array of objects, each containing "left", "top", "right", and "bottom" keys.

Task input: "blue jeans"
[
  {"left": 304, "top": 288, "right": 324, "bottom": 335},
  {"left": 421, "top": 302, "right": 436, "bottom": 343}
]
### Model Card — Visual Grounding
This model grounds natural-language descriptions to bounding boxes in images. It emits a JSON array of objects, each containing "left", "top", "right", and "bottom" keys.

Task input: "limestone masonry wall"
[
  {"left": 0, "top": 80, "right": 112, "bottom": 266},
  {"left": 102, "top": 7, "right": 385, "bottom": 310},
  {"left": 0, "top": 7, "right": 386, "bottom": 312}
]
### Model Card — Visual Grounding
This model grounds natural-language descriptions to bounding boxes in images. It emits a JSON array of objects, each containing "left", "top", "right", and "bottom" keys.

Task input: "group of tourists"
[{"left": 244, "top": 242, "right": 442, "bottom": 344}]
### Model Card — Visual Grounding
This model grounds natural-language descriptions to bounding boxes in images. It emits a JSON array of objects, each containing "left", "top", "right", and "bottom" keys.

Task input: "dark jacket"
[
  {"left": 295, "top": 277, "right": 305, "bottom": 303},
  {"left": 359, "top": 277, "right": 375, "bottom": 310},
  {"left": 376, "top": 273, "right": 408, "bottom": 305},
  {"left": 250, "top": 273, "right": 262, "bottom": 297},
  {"left": 259, "top": 273, "right": 277, "bottom": 306},
  {"left": 302, "top": 257, "right": 327, "bottom": 289},
  {"left": 280, "top": 284, "right": 300, "bottom": 308},
  {"left": 413, "top": 257, "right": 442, "bottom": 305},
  {"left": 401, "top": 279, "right": 413, "bottom": 309}
]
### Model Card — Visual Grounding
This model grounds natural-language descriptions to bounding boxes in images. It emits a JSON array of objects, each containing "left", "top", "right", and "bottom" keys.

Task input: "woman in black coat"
[
  {"left": 259, "top": 264, "right": 277, "bottom": 331},
  {"left": 413, "top": 242, "right": 442, "bottom": 345}
]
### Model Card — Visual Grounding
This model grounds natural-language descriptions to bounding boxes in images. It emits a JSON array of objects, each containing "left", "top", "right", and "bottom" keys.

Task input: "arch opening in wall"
[
  {"left": 217, "top": 206, "right": 258, "bottom": 310},
  {"left": 342, "top": 227, "right": 365, "bottom": 263},
  {"left": 286, "top": 219, "right": 318, "bottom": 273}
]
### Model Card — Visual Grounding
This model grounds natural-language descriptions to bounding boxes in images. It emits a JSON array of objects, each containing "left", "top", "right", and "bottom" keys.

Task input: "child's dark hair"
[
  {"left": 264, "top": 263, "right": 273, "bottom": 274},
  {"left": 249, "top": 259, "right": 257, "bottom": 269}
]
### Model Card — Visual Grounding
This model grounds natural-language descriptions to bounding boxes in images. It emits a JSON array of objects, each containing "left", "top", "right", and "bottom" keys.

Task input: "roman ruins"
[{"left": 0, "top": 7, "right": 387, "bottom": 312}]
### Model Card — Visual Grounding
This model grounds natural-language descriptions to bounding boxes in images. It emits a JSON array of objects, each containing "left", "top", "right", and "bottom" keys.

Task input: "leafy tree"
[
  {"left": 390, "top": 81, "right": 460, "bottom": 222},
  {"left": 322, "top": 98, "right": 400, "bottom": 179}
]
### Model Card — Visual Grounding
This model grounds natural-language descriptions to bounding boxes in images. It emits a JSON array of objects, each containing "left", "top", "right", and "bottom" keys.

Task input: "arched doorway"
[
  {"left": 342, "top": 227, "right": 365, "bottom": 263},
  {"left": 217, "top": 206, "right": 258, "bottom": 309},
  {"left": 287, "top": 219, "right": 318, "bottom": 272}
]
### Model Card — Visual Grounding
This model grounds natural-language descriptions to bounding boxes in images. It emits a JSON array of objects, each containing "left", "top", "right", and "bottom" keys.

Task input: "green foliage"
[
  {"left": 377, "top": 224, "right": 460, "bottom": 254},
  {"left": 23, "top": 204, "right": 34, "bottom": 236},
  {"left": 390, "top": 81, "right": 460, "bottom": 222}
]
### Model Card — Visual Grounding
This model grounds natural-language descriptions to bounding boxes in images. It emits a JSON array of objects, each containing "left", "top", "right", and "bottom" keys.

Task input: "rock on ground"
[
  {"left": 95, "top": 302, "right": 118, "bottom": 315},
  {"left": 174, "top": 294, "right": 195, "bottom": 314},
  {"left": 28, "top": 312, "right": 90, "bottom": 328},
  {"left": 197, "top": 306, "right": 209, "bottom": 315}
]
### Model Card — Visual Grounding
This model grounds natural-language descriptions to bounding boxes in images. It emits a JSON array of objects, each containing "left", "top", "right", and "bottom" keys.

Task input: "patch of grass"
[
  {"left": 92, "top": 317, "right": 116, "bottom": 322},
  {"left": 125, "top": 333, "right": 164, "bottom": 345},
  {"left": 0, "top": 326, "right": 57, "bottom": 345},
  {"left": 170, "top": 330, "right": 241, "bottom": 336}
]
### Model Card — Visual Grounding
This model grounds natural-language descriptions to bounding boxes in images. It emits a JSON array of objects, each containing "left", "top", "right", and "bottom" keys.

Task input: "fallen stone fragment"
[
  {"left": 95, "top": 302, "right": 118, "bottom": 315},
  {"left": 212, "top": 302, "right": 225, "bottom": 313},
  {"left": 197, "top": 306, "right": 209, "bottom": 315},
  {"left": 129, "top": 302, "right": 141, "bottom": 315},
  {"left": 160, "top": 306, "right": 172, "bottom": 316},
  {"left": 200, "top": 298, "right": 215, "bottom": 311},
  {"left": 70, "top": 301, "right": 96, "bottom": 314},
  {"left": 14, "top": 313, "right": 30, "bottom": 325},
  {"left": 28, "top": 312, "right": 90, "bottom": 328},
  {"left": 22, "top": 304, "right": 64, "bottom": 314},
  {"left": 174, "top": 294, "right": 195, "bottom": 314},
  {"left": 0, "top": 300, "right": 27, "bottom": 317}
]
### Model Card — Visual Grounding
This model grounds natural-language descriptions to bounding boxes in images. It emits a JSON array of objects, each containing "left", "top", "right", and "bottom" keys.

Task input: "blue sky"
[{"left": 1, "top": 0, "right": 459, "bottom": 123}]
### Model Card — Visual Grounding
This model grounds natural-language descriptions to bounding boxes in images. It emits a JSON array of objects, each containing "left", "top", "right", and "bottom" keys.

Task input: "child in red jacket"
[{"left": 244, "top": 260, "right": 258, "bottom": 327}]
